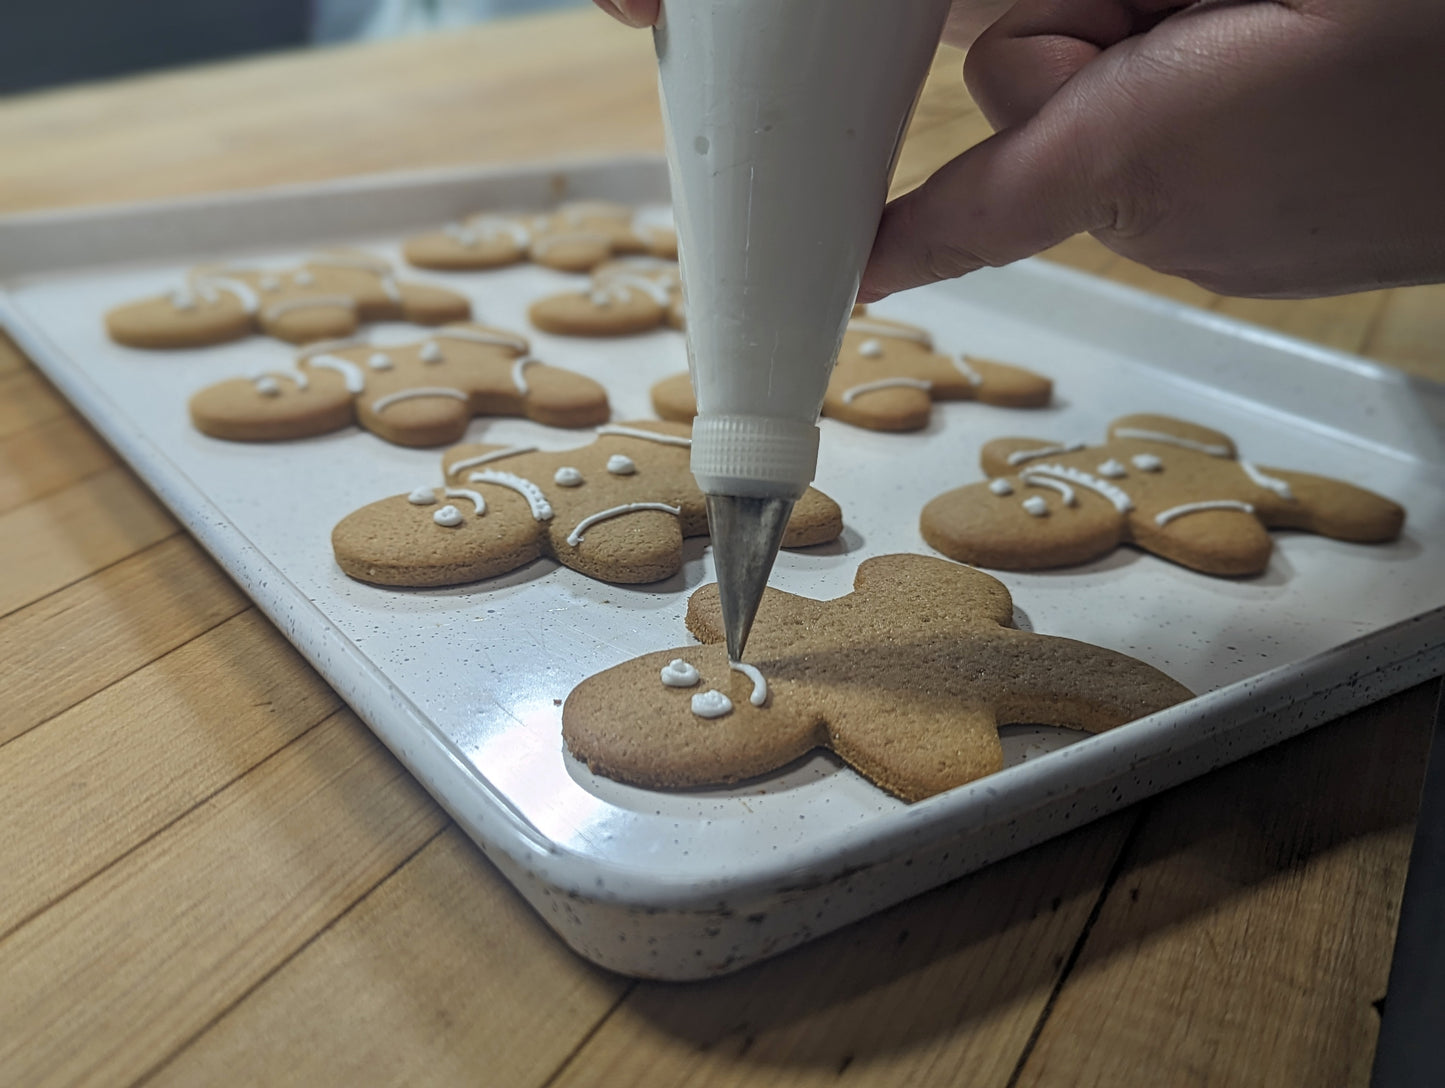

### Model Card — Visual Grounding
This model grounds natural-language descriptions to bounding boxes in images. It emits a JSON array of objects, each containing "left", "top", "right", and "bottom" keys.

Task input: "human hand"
[{"left": 860, "top": 0, "right": 1445, "bottom": 302}]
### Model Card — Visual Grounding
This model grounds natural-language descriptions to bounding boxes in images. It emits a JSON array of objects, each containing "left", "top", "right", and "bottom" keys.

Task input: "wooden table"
[{"left": 1, "top": 10, "right": 1440, "bottom": 1085}]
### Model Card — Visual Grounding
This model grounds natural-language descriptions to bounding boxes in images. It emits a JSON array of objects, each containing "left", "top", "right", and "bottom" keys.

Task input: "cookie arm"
[{"left": 1253, "top": 467, "right": 1405, "bottom": 542}]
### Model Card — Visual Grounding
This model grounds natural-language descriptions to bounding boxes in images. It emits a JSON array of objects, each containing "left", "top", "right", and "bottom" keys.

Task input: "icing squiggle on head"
[
  {"left": 511, "top": 357, "right": 538, "bottom": 396},
  {"left": 467, "top": 470, "right": 554, "bottom": 521},
  {"left": 729, "top": 661, "right": 768, "bottom": 706},
  {"left": 1114, "top": 427, "right": 1231, "bottom": 457},
  {"left": 251, "top": 369, "right": 309, "bottom": 395},
  {"left": 847, "top": 319, "right": 933, "bottom": 347},
  {"left": 448, "top": 446, "right": 537, "bottom": 476},
  {"left": 1021, "top": 472, "right": 1077, "bottom": 506},
  {"left": 191, "top": 274, "right": 261, "bottom": 314},
  {"left": 841, "top": 377, "right": 932, "bottom": 404},
  {"left": 370, "top": 387, "right": 469, "bottom": 413},
  {"left": 1007, "top": 442, "right": 1084, "bottom": 467},
  {"left": 660, "top": 659, "right": 700, "bottom": 687},
  {"left": 1021, "top": 463, "right": 1134, "bottom": 513},
  {"left": 1240, "top": 461, "right": 1295, "bottom": 500},
  {"left": 1154, "top": 499, "right": 1255, "bottom": 526},
  {"left": 951, "top": 357, "right": 984, "bottom": 386},
  {"left": 595, "top": 425, "right": 692, "bottom": 448},
  {"left": 691, "top": 689, "right": 733, "bottom": 719},
  {"left": 565, "top": 502, "right": 681, "bottom": 546},
  {"left": 443, "top": 488, "right": 486, "bottom": 515},
  {"left": 306, "top": 353, "right": 366, "bottom": 393},
  {"left": 435, "top": 327, "right": 530, "bottom": 353}
]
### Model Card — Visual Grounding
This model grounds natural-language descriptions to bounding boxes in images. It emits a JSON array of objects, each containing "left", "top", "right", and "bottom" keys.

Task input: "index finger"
[{"left": 592, "top": 0, "right": 661, "bottom": 28}]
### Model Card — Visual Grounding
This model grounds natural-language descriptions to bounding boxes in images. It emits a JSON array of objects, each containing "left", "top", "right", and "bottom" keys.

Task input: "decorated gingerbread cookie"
[
  {"left": 562, "top": 553, "right": 1193, "bottom": 801},
  {"left": 188, "top": 323, "right": 608, "bottom": 447},
  {"left": 403, "top": 201, "right": 677, "bottom": 274},
  {"left": 921, "top": 413, "right": 1406, "bottom": 575},
  {"left": 528, "top": 258, "right": 684, "bottom": 337},
  {"left": 650, "top": 313, "right": 1050, "bottom": 431},
  {"left": 332, "top": 420, "right": 842, "bottom": 586},
  {"left": 105, "top": 251, "right": 471, "bottom": 349}
]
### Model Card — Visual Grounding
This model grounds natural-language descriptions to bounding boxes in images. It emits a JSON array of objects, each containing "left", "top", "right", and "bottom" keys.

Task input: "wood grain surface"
[{"left": 0, "top": 10, "right": 1440, "bottom": 1086}]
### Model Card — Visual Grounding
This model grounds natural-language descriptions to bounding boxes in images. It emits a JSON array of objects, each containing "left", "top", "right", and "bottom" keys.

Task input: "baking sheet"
[{"left": 3, "top": 155, "right": 1443, "bottom": 978}]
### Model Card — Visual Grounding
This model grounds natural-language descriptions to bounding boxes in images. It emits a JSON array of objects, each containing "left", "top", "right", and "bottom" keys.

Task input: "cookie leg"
[{"left": 830, "top": 699, "right": 1004, "bottom": 802}]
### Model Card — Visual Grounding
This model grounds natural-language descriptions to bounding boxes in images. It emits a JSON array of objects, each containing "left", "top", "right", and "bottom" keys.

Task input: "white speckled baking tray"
[{"left": 3, "top": 156, "right": 1443, "bottom": 979}]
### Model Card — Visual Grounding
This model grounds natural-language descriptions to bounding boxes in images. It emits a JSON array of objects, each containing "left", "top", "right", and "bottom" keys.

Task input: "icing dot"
[
  {"left": 254, "top": 376, "right": 281, "bottom": 396},
  {"left": 606, "top": 454, "right": 637, "bottom": 476},
  {"left": 368, "top": 352, "right": 393, "bottom": 370},
  {"left": 660, "top": 659, "right": 700, "bottom": 688},
  {"left": 1022, "top": 496, "right": 1049, "bottom": 517},
  {"left": 432, "top": 504, "right": 463, "bottom": 527},
  {"left": 260, "top": 275, "right": 281, "bottom": 291},
  {"left": 169, "top": 290, "right": 196, "bottom": 312},
  {"left": 1098, "top": 459, "right": 1128, "bottom": 478},
  {"left": 858, "top": 338, "right": 884, "bottom": 358},
  {"left": 589, "top": 290, "right": 614, "bottom": 308},
  {"left": 419, "top": 341, "right": 443, "bottom": 364},
  {"left": 407, "top": 487, "right": 437, "bottom": 505},
  {"left": 988, "top": 479, "right": 1014, "bottom": 496},
  {"left": 691, "top": 689, "right": 733, "bottom": 719},
  {"left": 293, "top": 270, "right": 316, "bottom": 286},
  {"left": 1132, "top": 453, "right": 1163, "bottom": 472},
  {"left": 554, "top": 466, "right": 584, "bottom": 487}
]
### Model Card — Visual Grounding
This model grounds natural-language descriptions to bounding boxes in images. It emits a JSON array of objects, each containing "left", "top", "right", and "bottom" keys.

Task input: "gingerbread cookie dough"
[
  {"left": 528, "top": 258, "right": 684, "bottom": 336},
  {"left": 189, "top": 323, "right": 608, "bottom": 447},
  {"left": 332, "top": 420, "right": 842, "bottom": 586},
  {"left": 403, "top": 201, "right": 677, "bottom": 273},
  {"left": 650, "top": 312, "right": 1050, "bottom": 430},
  {"left": 106, "top": 251, "right": 471, "bottom": 349},
  {"left": 921, "top": 413, "right": 1406, "bottom": 575},
  {"left": 563, "top": 554, "right": 1193, "bottom": 801}
]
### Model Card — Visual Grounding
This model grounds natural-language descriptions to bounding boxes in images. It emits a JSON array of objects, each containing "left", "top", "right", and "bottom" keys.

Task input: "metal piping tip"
[{"left": 706, "top": 493, "right": 796, "bottom": 661}]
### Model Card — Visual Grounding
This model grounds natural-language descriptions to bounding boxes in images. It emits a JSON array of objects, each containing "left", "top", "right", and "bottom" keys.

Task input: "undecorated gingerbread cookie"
[
  {"left": 106, "top": 251, "right": 471, "bottom": 349},
  {"left": 404, "top": 201, "right": 677, "bottom": 274},
  {"left": 650, "top": 313, "right": 1050, "bottom": 430},
  {"left": 189, "top": 323, "right": 608, "bottom": 447},
  {"left": 562, "top": 553, "right": 1193, "bottom": 801},
  {"left": 332, "top": 420, "right": 842, "bottom": 586},
  {"left": 528, "top": 258, "right": 684, "bottom": 336},
  {"left": 921, "top": 413, "right": 1406, "bottom": 575}
]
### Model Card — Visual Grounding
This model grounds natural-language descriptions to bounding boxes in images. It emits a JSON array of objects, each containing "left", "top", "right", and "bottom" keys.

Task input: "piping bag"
[{"left": 655, "top": 0, "right": 951, "bottom": 659}]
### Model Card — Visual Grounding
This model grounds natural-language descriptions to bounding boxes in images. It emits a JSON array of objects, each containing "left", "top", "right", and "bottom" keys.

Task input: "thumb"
[{"left": 591, "top": 0, "right": 660, "bottom": 28}]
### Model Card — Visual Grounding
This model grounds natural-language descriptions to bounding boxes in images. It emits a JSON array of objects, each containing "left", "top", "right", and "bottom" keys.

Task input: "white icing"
[
  {"left": 606, "top": 454, "right": 637, "bottom": 476},
  {"left": 168, "top": 289, "right": 196, "bottom": 311},
  {"left": 1006, "top": 442, "right": 1084, "bottom": 467},
  {"left": 1240, "top": 461, "right": 1295, "bottom": 500},
  {"left": 729, "top": 661, "right": 768, "bottom": 706},
  {"left": 951, "top": 356, "right": 983, "bottom": 386},
  {"left": 988, "top": 478, "right": 1014, "bottom": 496},
  {"left": 1021, "top": 472, "right": 1077, "bottom": 506},
  {"left": 857, "top": 338, "right": 884, "bottom": 357},
  {"left": 533, "top": 230, "right": 611, "bottom": 255},
  {"left": 419, "top": 341, "right": 443, "bottom": 364},
  {"left": 443, "top": 488, "right": 486, "bottom": 516},
  {"left": 594, "top": 272, "right": 673, "bottom": 306},
  {"left": 378, "top": 274, "right": 402, "bottom": 303},
  {"left": 511, "top": 357, "right": 538, "bottom": 396},
  {"left": 254, "top": 376, "right": 279, "bottom": 396},
  {"left": 554, "top": 466, "right": 584, "bottom": 487},
  {"left": 596, "top": 425, "right": 692, "bottom": 448},
  {"left": 660, "top": 659, "right": 700, "bottom": 687},
  {"left": 192, "top": 275, "right": 260, "bottom": 314},
  {"left": 565, "top": 502, "right": 681, "bottom": 546},
  {"left": 691, "top": 689, "right": 733, "bottom": 719},
  {"left": 293, "top": 270, "right": 316, "bottom": 286},
  {"left": 306, "top": 353, "right": 366, "bottom": 393},
  {"left": 1132, "top": 453, "right": 1163, "bottom": 472},
  {"left": 297, "top": 337, "right": 364, "bottom": 359},
  {"left": 1114, "top": 427, "right": 1231, "bottom": 457},
  {"left": 467, "top": 470, "right": 554, "bottom": 521},
  {"left": 1098, "top": 459, "right": 1127, "bottom": 478},
  {"left": 262, "top": 295, "right": 356, "bottom": 321},
  {"left": 370, "top": 387, "right": 469, "bottom": 413},
  {"left": 368, "top": 352, "right": 393, "bottom": 370},
  {"left": 251, "top": 369, "right": 309, "bottom": 394},
  {"left": 432, "top": 504, "right": 463, "bottom": 527},
  {"left": 407, "top": 487, "right": 437, "bottom": 505},
  {"left": 1022, "top": 496, "right": 1049, "bottom": 517},
  {"left": 260, "top": 275, "right": 281, "bottom": 291},
  {"left": 847, "top": 319, "right": 933, "bottom": 347},
  {"left": 444, "top": 222, "right": 477, "bottom": 246},
  {"left": 840, "top": 377, "right": 931, "bottom": 404},
  {"left": 448, "top": 446, "right": 537, "bottom": 475},
  {"left": 463, "top": 215, "right": 532, "bottom": 247},
  {"left": 1022, "top": 463, "right": 1135, "bottom": 513},
  {"left": 435, "top": 327, "right": 530, "bottom": 353},
  {"left": 1154, "top": 499, "right": 1256, "bottom": 526}
]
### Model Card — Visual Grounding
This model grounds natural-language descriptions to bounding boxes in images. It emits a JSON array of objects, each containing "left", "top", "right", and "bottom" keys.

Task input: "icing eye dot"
[
  {"left": 858, "top": 338, "right": 884, "bottom": 358},
  {"left": 170, "top": 290, "right": 196, "bottom": 312},
  {"left": 1022, "top": 496, "right": 1049, "bottom": 517},
  {"left": 260, "top": 275, "right": 281, "bottom": 292},
  {"left": 691, "top": 689, "right": 733, "bottom": 719},
  {"left": 554, "top": 466, "right": 584, "bottom": 487},
  {"left": 1132, "top": 453, "right": 1163, "bottom": 472},
  {"left": 407, "top": 487, "right": 437, "bottom": 505},
  {"left": 254, "top": 376, "right": 281, "bottom": 396},
  {"left": 606, "top": 454, "right": 637, "bottom": 476},
  {"left": 419, "top": 341, "right": 443, "bottom": 364},
  {"left": 589, "top": 290, "right": 614, "bottom": 308},
  {"left": 368, "top": 352, "right": 393, "bottom": 370},
  {"left": 988, "top": 479, "right": 1014, "bottom": 496},
  {"left": 432, "top": 504, "right": 463, "bottom": 527},
  {"left": 292, "top": 270, "right": 316, "bottom": 286},
  {"left": 660, "top": 659, "right": 700, "bottom": 687},
  {"left": 1098, "top": 459, "right": 1127, "bottom": 478}
]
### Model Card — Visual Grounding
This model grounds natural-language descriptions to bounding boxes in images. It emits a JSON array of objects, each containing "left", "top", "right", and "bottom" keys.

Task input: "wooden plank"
[
  {"left": 0, "top": 411, "right": 115, "bottom": 514},
  {"left": 0, "top": 328, "right": 30, "bottom": 377},
  {"left": 1212, "top": 291, "right": 1389, "bottom": 357},
  {"left": 149, "top": 827, "right": 628, "bottom": 1088},
  {"left": 0, "top": 534, "right": 249, "bottom": 741},
  {"left": 0, "top": 368, "right": 72, "bottom": 441},
  {"left": 0, "top": 608, "right": 341, "bottom": 934},
  {"left": 0, "top": 707, "right": 446, "bottom": 1088},
  {"left": 1363, "top": 284, "right": 1445, "bottom": 382},
  {"left": 1037, "top": 235, "right": 1118, "bottom": 276},
  {"left": 0, "top": 463, "right": 176, "bottom": 618},
  {"left": 1013, "top": 684, "right": 1436, "bottom": 1088},
  {"left": 549, "top": 813, "right": 1136, "bottom": 1088}
]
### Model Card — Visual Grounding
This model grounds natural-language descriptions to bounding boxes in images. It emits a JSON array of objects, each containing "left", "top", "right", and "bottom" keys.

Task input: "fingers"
[{"left": 591, "top": 0, "right": 660, "bottom": 28}]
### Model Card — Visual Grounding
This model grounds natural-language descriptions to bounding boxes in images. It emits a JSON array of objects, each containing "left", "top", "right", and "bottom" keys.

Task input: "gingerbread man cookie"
[
  {"left": 403, "top": 201, "right": 678, "bottom": 274},
  {"left": 562, "top": 554, "right": 1193, "bottom": 801},
  {"left": 332, "top": 420, "right": 842, "bottom": 586},
  {"left": 528, "top": 258, "right": 685, "bottom": 337},
  {"left": 921, "top": 413, "right": 1406, "bottom": 575},
  {"left": 188, "top": 323, "right": 608, "bottom": 447},
  {"left": 650, "top": 313, "right": 1050, "bottom": 431},
  {"left": 106, "top": 251, "right": 471, "bottom": 349}
]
